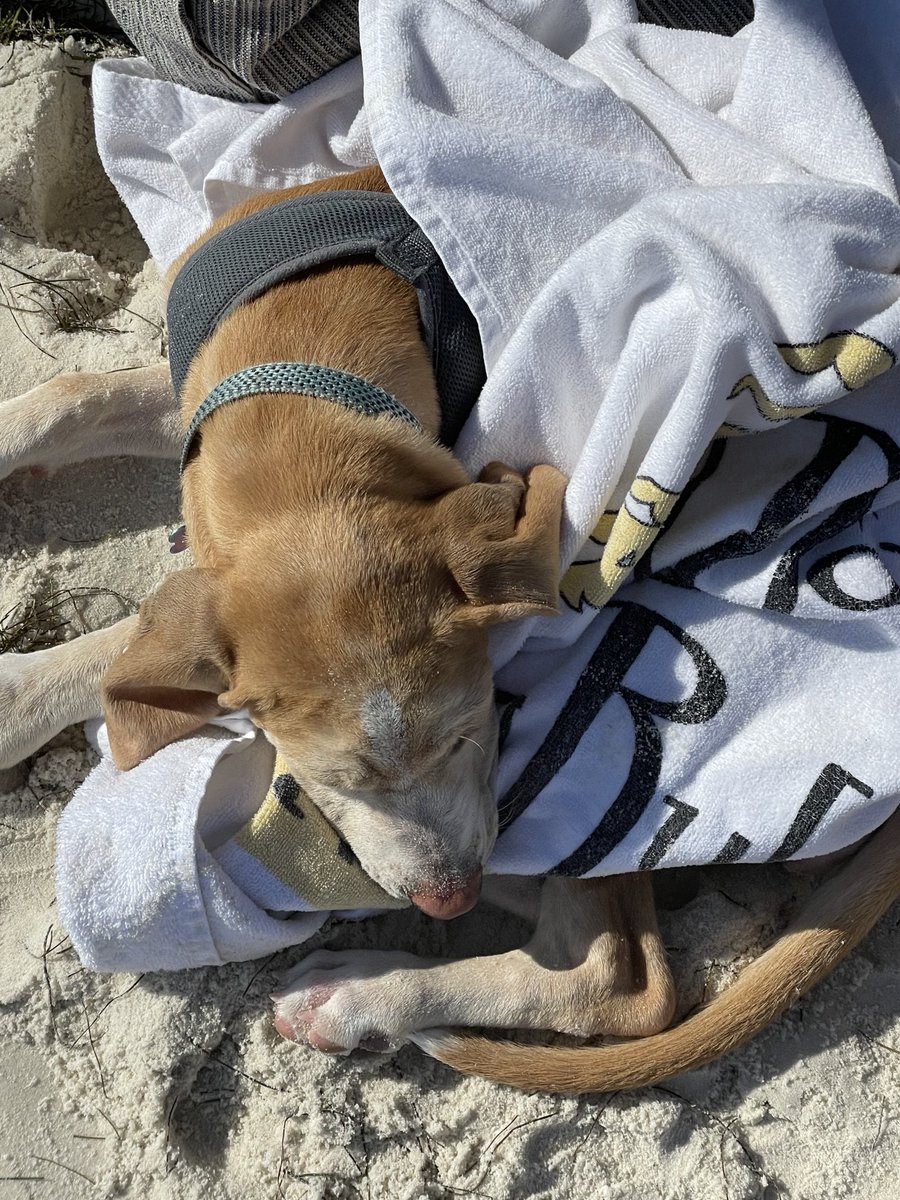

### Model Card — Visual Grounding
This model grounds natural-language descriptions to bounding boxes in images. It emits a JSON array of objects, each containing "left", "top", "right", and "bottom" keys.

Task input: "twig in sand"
[
  {"left": 1, "top": 219, "right": 36, "bottom": 242},
  {"left": 276, "top": 1110, "right": 298, "bottom": 1200},
  {"left": 81, "top": 997, "right": 109, "bottom": 1099},
  {"left": 572, "top": 1091, "right": 620, "bottom": 1156},
  {"left": 359, "top": 1111, "right": 372, "bottom": 1200},
  {"left": 22, "top": 782, "right": 49, "bottom": 812},
  {"left": 121, "top": 304, "right": 164, "bottom": 339},
  {"left": 242, "top": 951, "right": 278, "bottom": 997},
  {"left": 860, "top": 1030, "right": 900, "bottom": 1058},
  {"left": 872, "top": 1098, "right": 888, "bottom": 1151},
  {"left": 65, "top": 588, "right": 89, "bottom": 635},
  {"left": 185, "top": 1035, "right": 281, "bottom": 1093},
  {"left": 0, "top": 5, "right": 129, "bottom": 59},
  {"left": 164, "top": 1094, "right": 180, "bottom": 1177},
  {"left": 0, "top": 276, "right": 54, "bottom": 356},
  {"left": 32, "top": 1154, "right": 96, "bottom": 1186},
  {"left": 287, "top": 1170, "right": 362, "bottom": 1193},
  {"left": 487, "top": 1111, "right": 555, "bottom": 1157},
  {"left": 650, "top": 1086, "right": 770, "bottom": 1200},
  {"left": 343, "top": 1146, "right": 362, "bottom": 1173},
  {"left": 30, "top": 929, "right": 69, "bottom": 957},
  {"left": 41, "top": 924, "right": 61, "bottom": 1043},
  {"left": 91, "top": 1104, "right": 122, "bottom": 1142},
  {"left": 450, "top": 1110, "right": 556, "bottom": 1198},
  {"left": 0, "top": 597, "right": 67, "bottom": 654},
  {"left": 71, "top": 974, "right": 144, "bottom": 1046},
  {"left": 479, "top": 1115, "right": 516, "bottom": 1161},
  {"left": 407, "top": 1097, "right": 446, "bottom": 1193}
]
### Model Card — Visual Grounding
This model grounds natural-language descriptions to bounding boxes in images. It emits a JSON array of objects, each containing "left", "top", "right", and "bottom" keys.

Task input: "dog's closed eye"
[{"left": 309, "top": 757, "right": 391, "bottom": 793}]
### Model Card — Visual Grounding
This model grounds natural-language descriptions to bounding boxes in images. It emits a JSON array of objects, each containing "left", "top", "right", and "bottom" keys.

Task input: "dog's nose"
[{"left": 408, "top": 869, "right": 482, "bottom": 919}]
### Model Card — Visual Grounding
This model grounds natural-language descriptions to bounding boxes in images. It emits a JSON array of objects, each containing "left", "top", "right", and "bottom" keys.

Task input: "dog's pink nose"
[{"left": 408, "top": 869, "right": 482, "bottom": 919}]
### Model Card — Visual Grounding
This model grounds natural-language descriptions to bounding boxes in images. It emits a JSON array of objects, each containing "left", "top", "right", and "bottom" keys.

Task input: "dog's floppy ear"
[
  {"left": 440, "top": 462, "right": 567, "bottom": 626},
  {"left": 101, "top": 569, "right": 233, "bottom": 770}
]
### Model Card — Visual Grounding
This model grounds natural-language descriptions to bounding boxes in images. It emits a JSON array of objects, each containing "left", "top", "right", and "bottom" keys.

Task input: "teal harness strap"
[{"left": 180, "top": 362, "right": 422, "bottom": 472}]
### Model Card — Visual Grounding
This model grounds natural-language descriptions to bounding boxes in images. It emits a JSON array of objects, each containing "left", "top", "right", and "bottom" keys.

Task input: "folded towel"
[
  {"left": 57, "top": 719, "right": 405, "bottom": 972},
  {"left": 64, "top": 0, "right": 900, "bottom": 971}
]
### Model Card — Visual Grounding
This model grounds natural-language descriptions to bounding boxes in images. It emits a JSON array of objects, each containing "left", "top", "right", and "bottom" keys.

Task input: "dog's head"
[{"left": 102, "top": 463, "right": 566, "bottom": 915}]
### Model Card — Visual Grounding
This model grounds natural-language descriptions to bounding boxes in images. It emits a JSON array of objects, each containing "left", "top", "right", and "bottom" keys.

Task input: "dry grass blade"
[
  {"left": 31, "top": 1154, "right": 96, "bottom": 1186},
  {"left": 0, "top": 259, "right": 121, "bottom": 339},
  {"left": 0, "top": 275, "right": 54, "bottom": 357},
  {"left": 650, "top": 1085, "right": 772, "bottom": 1200},
  {"left": 185, "top": 1035, "right": 282, "bottom": 1093},
  {"left": 41, "top": 924, "right": 61, "bottom": 1043},
  {"left": 0, "top": 4, "right": 128, "bottom": 59},
  {"left": 0, "top": 587, "right": 134, "bottom": 654},
  {"left": 81, "top": 996, "right": 108, "bottom": 1099},
  {"left": 0, "top": 596, "right": 69, "bottom": 653},
  {"left": 70, "top": 973, "right": 144, "bottom": 1046},
  {"left": 91, "top": 1104, "right": 122, "bottom": 1141}
]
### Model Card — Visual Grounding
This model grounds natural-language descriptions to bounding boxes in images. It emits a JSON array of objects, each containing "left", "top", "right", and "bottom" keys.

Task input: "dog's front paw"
[{"left": 271, "top": 949, "right": 433, "bottom": 1054}]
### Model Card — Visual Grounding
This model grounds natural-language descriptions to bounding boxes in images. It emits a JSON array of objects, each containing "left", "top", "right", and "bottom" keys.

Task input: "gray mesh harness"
[{"left": 168, "top": 189, "right": 486, "bottom": 462}]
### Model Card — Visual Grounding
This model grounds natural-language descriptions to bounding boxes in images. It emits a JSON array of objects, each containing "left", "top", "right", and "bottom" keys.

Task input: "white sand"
[{"left": 1, "top": 41, "right": 899, "bottom": 1200}]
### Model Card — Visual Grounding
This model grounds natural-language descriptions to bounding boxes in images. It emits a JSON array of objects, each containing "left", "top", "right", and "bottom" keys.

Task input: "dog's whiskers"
[{"left": 459, "top": 734, "right": 486, "bottom": 758}]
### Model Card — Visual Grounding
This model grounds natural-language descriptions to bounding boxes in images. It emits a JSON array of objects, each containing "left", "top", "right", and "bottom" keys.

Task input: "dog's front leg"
[
  {"left": 272, "top": 875, "right": 675, "bottom": 1054},
  {"left": 0, "top": 363, "right": 179, "bottom": 479},
  {"left": 0, "top": 616, "right": 138, "bottom": 768}
]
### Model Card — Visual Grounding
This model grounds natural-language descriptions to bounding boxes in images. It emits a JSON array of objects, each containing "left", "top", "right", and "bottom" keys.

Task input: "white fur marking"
[{"left": 360, "top": 688, "right": 407, "bottom": 766}]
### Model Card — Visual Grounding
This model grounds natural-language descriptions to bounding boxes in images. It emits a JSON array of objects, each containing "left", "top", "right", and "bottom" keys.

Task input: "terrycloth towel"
[
  {"left": 57, "top": 719, "right": 405, "bottom": 971},
  {"left": 62, "top": 0, "right": 900, "bottom": 970}
]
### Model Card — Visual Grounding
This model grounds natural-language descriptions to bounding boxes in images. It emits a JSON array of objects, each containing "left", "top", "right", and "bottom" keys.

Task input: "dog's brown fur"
[{"left": 1, "top": 166, "right": 898, "bottom": 1093}]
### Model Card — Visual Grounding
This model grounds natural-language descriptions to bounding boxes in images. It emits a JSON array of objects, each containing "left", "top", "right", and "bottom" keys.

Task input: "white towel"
[
  {"left": 56, "top": 719, "right": 329, "bottom": 971},
  {"left": 64, "top": 0, "right": 900, "bottom": 971}
]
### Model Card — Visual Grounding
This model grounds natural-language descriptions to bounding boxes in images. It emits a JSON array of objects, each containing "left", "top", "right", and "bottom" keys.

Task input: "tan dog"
[{"left": 2, "top": 166, "right": 899, "bottom": 1091}]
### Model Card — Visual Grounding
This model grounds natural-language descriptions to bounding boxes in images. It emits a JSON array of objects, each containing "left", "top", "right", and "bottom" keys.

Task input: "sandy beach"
[{"left": 1, "top": 39, "right": 899, "bottom": 1200}]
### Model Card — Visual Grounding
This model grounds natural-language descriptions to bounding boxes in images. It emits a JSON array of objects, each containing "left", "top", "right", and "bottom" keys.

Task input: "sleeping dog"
[{"left": 2, "top": 167, "right": 899, "bottom": 1092}]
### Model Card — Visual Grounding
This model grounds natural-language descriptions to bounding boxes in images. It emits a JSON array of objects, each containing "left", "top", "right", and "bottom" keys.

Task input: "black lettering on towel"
[
  {"left": 639, "top": 796, "right": 699, "bottom": 869},
  {"left": 769, "top": 763, "right": 874, "bottom": 861},
  {"left": 806, "top": 543, "right": 900, "bottom": 612},
  {"left": 712, "top": 831, "right": 751, "bottom": 864},
  {"left": 652, "top": 413, "right": 900, "bottom": 614},
  {"left": 497, "top": 602, "right": 726, "bottom": 875}
]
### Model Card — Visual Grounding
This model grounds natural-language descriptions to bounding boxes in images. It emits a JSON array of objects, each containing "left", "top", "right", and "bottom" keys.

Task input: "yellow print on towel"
[
  {"left": 563, "top": 331, "right": 894, "bottom": 612},
  {"left": 233, "top": 758, "right": 406, "bottom": 910},
  {"left": 725, "top": 330, "right": 894, "bottom": 430},
  {"left": 561, "top": 479, "right": 679, "bottom": 612}
]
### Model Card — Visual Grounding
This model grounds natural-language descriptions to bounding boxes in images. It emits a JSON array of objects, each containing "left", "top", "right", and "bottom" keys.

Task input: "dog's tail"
[{"left": 413, "top": 804, "right": 900, "bottom": 1094}]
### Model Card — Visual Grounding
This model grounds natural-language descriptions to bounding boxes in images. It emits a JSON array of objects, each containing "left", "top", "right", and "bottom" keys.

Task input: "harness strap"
[
  {"left": 167, "top": 189, "right": 485, "bottom": 451},
  {"left": 180, "top": 362, "right": 421, "bottom": 472}
]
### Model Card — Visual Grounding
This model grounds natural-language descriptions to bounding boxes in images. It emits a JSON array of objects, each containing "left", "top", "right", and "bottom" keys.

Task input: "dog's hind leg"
[
  {"left": 272, "top": 874, "right": 675, "bottom": 1054},
  {"left": 0, "top": 363, "right": 178, "bottom": 480},
  {"left": 0, "top": 616, "right": 138, "bottom": 768}
]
